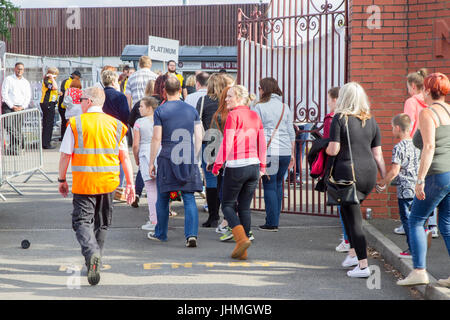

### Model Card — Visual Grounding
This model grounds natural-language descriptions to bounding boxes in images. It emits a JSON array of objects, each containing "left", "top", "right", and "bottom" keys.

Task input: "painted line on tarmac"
[
  {"left": 59, "top": 264, "right": 111, "bottom": 272},
  {"left": 0, "top": 225, "right": 341, "bottom": 232},
  {"left": 143, "top": 261, "right": 277, "bottom": 270}
]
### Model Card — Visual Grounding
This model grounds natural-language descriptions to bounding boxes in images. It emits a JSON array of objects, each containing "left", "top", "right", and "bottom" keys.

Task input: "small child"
[
  {"left": 377, "top": 114, "right": 420, "bottom": 258},
  {"left": 63, "top": 79, "right": 83, "bottom": 120},
  {"left": 132, "top": 97, "right": 159, "bottom": 231}
]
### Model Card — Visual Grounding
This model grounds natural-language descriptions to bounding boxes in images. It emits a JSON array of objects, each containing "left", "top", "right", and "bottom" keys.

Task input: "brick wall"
[{"left": 348, "top": 0, "right": 450, "bottom": 219}]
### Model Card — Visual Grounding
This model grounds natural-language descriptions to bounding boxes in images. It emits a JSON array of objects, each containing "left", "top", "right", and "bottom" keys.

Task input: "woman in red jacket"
[{"left": 212, "top": 85, "right": 267, "bottom": 260}]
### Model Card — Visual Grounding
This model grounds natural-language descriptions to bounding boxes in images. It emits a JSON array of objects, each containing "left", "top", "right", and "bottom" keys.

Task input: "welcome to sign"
[{"left": 148, "top": 36, "right": 180, "bottom": 63}]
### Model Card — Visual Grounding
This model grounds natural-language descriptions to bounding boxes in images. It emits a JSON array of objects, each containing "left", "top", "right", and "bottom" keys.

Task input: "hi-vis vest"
[
  {"left": 40, "top": 78, "right": 59, "bottom": 103},
  {"left": 69, "top": 112, "right": 128, "bottom": 195}
]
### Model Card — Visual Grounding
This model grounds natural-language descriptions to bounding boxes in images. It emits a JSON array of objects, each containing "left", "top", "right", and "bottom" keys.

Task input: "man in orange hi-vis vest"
[{"left": 58, "top": 87, "right": 135, "bottom": 286}]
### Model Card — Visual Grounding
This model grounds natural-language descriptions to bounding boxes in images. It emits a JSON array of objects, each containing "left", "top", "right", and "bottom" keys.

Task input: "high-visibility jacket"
[
  {"left": 69, "top": 112, "right": 128, "bottom": 195},
  {"left": 40, "top": 78, "right": 59, "bottom": 104}
]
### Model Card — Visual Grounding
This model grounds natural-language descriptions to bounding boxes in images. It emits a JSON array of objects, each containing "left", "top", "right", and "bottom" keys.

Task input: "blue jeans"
[
  {"left": 262, "top": 155, "right": 291, "bottom": 227},
  {"left": 295, "top": 123, "right": 312, "bottom": 175},
  {"left": 201, "top": 144, "right": 217, "bottom": 188},
  {"left": 154, "top": 184, "right": 199, "bottom": 241},
  {"left": 338, "top": 206, "right": 348, "bottom": 242},
  {"left": 409, "top": 172, "right": 450, "bottom": 269},
  {"left": 135, "top": 170, "right": 144, "bottom": 197},
  {"left": 398, "top": 198, "right": 413, "bottom": 251}
]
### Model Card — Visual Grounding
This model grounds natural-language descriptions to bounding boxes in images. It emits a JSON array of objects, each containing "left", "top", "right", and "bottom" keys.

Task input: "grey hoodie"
[{"left": 252, "top": 94, "right": 295, "bottom": 156}]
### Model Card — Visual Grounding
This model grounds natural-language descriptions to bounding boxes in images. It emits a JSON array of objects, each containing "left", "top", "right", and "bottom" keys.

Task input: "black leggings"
[{"left": 340, "top": 203, "right": 367, "bottom": 260}]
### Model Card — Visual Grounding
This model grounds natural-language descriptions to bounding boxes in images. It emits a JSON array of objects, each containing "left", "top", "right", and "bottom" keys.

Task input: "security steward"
[
  {"left": 58, "top": 87, "right": 135, "bottom": 286},
  {"left": 40, "top": 67, "right": 59, "bottom": 149},
  {"left": 58, "top": 70, "right": 82, "bottom": 140}
]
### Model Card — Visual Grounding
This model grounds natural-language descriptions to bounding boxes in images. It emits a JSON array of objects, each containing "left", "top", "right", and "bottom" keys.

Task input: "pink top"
[
  {"left": 403, "top": 94, "right": 428, "bottom": 137},
  {"left": 212, "top": 105, "right": 267, "bottom": 175},
  {"left": 323, "top": 112, "right": 334, "bottom": 139}
]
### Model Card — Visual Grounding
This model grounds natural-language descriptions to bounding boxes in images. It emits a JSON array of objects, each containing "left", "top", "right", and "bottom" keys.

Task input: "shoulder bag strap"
[
  {"left": 328, "top": 115, "right": 356, "bottom": 182},
  {"left": 267, "top": 103, "right": 286, "bottom": 148},
  {"left": 199, "top": 96, "right": 205, "bottom": 121},
  {"left": 344, "top": 116, "right": 357, "bottom": 183}
]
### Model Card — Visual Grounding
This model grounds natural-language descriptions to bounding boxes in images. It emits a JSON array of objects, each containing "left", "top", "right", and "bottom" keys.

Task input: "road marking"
[
  {"left": 171, "top": 263, "right": 193, "bottom": 269},
  {"left": 59, "top": 264, "right": 111, "bottom": 271},
  {"left": 142, "top": 261, "right": 278, "bottom": 270},
  {"left": 143, "top": 263, "right": 162, "bottom": 270}
]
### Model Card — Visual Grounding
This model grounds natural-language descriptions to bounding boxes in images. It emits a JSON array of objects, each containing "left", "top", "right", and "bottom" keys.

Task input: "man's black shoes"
[{"left": 87, "top": 254, "right": 101, "bottom": 286}]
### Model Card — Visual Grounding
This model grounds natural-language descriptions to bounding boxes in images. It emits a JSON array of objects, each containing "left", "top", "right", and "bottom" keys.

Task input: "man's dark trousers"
[
  {"left": 72, "top": 192, "right": 114, "bottom": 266},
  {"left": 1, "top": 102, "right": 23, "bottom": 153}
]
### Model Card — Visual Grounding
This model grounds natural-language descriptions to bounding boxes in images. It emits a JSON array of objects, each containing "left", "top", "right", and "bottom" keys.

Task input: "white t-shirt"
[
  {"left": 184, "top": 88, "right": 207, "bottom": 108},
  {"left": 59, "top": 106, "right": 128, "bottom": 155}
]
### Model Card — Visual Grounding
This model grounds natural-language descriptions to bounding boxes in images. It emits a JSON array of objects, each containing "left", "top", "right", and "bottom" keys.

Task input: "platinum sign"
[{"left": 148, "top": 36, "right": 180, "bottom": 63}]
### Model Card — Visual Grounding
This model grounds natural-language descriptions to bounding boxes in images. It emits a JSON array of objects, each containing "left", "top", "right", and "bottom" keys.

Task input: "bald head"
[
  {"left": 164, "top": 75, "right": 181, "bottom": 96},
  {"left": 84, "top": 87, "right": 106, "bottom": 106}
]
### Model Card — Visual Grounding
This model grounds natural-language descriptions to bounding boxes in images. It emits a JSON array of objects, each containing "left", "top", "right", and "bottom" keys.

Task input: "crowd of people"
[{"left": 1, "top": 57, "right": 449, "bottom": 288}]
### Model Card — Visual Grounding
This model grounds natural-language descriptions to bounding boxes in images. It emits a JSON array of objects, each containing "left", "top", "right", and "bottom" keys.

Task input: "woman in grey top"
[
  {"left": 397, "top": 72, "right": 450, "bottom": 287},
  {"left": 253, "top": 78, "right": 296, "bottom": 231}
]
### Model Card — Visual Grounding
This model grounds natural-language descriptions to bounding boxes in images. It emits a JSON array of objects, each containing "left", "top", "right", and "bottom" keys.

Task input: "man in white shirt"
[
  {"left": 184, "top": 72, "right": 209, "bottom": 108},
  {"left": 125, "top": 56, "right": 158, "bottom": 109},
  {"left": 1, "top": 62, "right": 32, "bottom": 155}
]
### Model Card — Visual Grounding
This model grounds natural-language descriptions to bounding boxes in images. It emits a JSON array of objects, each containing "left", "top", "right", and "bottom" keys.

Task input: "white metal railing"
[{"left": 0, "top": 108, "right": 52, "bottom": 200}]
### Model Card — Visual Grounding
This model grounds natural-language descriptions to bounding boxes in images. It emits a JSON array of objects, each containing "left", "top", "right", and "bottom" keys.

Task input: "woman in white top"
[{"left": 252, "top": 77, "right": 295, "bottom": 231}]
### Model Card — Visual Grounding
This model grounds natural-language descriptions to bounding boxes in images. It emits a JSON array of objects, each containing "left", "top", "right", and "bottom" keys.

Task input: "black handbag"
[{"left": 326, "top": 116, "right": 360, "bottom": 206}]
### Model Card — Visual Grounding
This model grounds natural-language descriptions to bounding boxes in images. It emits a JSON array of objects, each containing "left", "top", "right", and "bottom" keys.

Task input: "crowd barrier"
[{"left": 0, "top": 108, "right": 52, "bottom": 200}]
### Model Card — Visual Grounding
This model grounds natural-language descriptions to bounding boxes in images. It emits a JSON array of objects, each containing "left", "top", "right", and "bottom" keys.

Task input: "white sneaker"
[
  {"left": 394, "top": 225, "right": 405, "bottom": 235},
  {"left": 347, "top": 265, "right": 371, "bottom": 278},
  {"left": 215, "top": 224, "right": 228, "bottom": 234},
  {"left": 141, "top": 221, "right": 156, "bottom": 231},
  {"left": 335, "top": 240, "right": 350, "bottom": 253},
  {"left": 342, "top": 255, "right": 358, "bottom": 268},
  {"left": 429, "top": 226, "right": 439, "bottom": 238}
]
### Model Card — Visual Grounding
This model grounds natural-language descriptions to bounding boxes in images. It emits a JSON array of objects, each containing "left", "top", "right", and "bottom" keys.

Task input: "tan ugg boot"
[
  {"left": 238, "top": 249, "right": 248, "bottom": 260},
  {"left": 231, "top": 225, "right": 251, "bottom": 259}
]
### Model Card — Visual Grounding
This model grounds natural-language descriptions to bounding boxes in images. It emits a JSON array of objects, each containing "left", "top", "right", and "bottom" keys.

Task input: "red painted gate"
[{"left": 237, "top": 0, "right": 349, "bottom": 216}]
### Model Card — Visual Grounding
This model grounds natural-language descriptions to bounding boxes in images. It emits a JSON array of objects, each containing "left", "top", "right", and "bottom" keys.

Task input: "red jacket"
[{"left": 212, "top": 105, "right": 267, "bottom": 175}]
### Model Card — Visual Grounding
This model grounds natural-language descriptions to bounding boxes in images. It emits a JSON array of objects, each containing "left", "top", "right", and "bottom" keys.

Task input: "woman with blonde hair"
[
  {"left": 185, "top": 75, "right": 196, "bottom": 95},
  {"left": 326, "top": 82, "right": 386, "bottom": 278},
  {"left": 197, "top": 73, "right": 234, "bottom": 228},
  {"left": 41, "top": 67, "right": 59, "bottom": 149},
  {"left": 212, "top": 85, "right": 267, "bottom": 260}
]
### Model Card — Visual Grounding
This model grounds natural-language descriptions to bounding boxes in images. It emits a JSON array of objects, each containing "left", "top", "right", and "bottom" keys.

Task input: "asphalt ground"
[{"left": 0, "top": 147, "right": 418, "bottom": 300}]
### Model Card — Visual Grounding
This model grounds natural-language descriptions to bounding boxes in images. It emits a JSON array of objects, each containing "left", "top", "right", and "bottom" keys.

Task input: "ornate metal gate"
[{"left": 237, "top": 0, "right": 348, "bottom": 216}]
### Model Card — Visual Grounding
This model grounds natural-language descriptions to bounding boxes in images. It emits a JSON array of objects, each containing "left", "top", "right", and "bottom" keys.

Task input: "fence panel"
[
  {"left": 4, "top": 53, "right": 97, "bottom": 140},
  {"left": 237, "top": 0, "right": 348, "bottom": 216},
  {"left": 0, "top": 109, "right": 52, "bottom": 200}
]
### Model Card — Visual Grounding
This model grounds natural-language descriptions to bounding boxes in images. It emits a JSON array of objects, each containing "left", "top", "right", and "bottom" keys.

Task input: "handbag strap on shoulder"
[
  {"left": 328, "top": 115, "right": 357, "bottom": 183},
  {"left": 344, "top": 116, "right": 357, "bottom": 182},
  {"left": 267, "top": 103, "right": 286, "bottom": 148}
]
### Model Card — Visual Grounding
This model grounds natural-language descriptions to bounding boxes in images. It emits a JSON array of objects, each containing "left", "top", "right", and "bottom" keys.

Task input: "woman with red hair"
[{"left": 397, "top": 73, "right": 450, "bottom": 287}]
